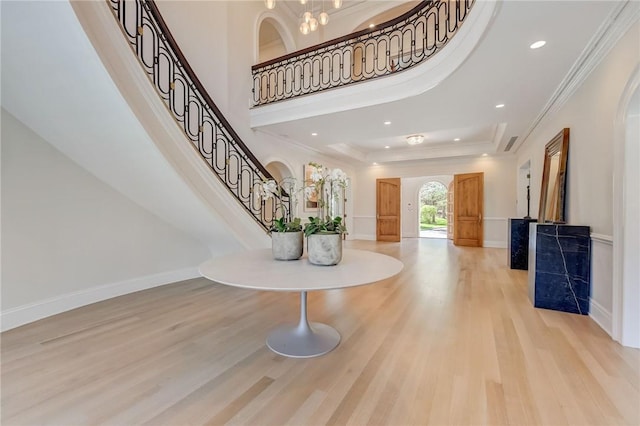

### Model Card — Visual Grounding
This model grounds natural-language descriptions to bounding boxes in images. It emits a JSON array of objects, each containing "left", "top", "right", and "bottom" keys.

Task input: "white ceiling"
[{"left": 254, "top": 0, "right": 620, "bottom": 165}]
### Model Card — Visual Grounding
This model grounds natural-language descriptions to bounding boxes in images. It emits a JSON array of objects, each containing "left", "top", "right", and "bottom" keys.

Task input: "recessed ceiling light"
[
  {"left": 384, "top": 145, "right": 390, "bottom": 149},
  {"left": 384, "top": 121, "right": 391, "bottom": 125},
  {"left": 495, "top": 104, "right": 505, "bottom": 108},
  {"left": 454, "top": 138, "right": 461, "bottom": 141},
  {"left": 369, "top": 23, "right": 375, "bottom": 28},
  {"left": 372, "top": 162, "right": 378, "bottom": 165},
  {"left": 311, "top": 132, "right": 318, "bottom": 136},
  {"left": 482, "top": 153, "right": 488, "bottom": 157},
  {"left": 530, "top": 40, "right": 546, "bottom": 49}
]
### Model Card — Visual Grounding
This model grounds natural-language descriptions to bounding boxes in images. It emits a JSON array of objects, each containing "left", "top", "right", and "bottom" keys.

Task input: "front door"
[
  {"left": 453, "top": 172, "right": 483, "bottom": 247},
  {"left": 376, "top": 178, "right": 401, "bottom": 242}
]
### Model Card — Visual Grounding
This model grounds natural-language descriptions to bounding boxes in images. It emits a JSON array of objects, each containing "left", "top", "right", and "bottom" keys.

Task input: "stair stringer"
[{"left": 71, "top": 0, "right": 270, "bottom": 250}]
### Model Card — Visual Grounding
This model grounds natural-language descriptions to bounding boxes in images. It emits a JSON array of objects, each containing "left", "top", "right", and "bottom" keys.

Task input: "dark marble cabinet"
[
  {"left": 508, "top": 218, "right": 537, "bottom": 269},
  {"left": 528, "top": 223, "right": 591, "bottom": 315}
]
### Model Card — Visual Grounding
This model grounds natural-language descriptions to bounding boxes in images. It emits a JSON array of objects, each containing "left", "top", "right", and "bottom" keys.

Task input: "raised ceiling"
[{"left": 253, "top": 1, "right": 624, "bottom": 165}]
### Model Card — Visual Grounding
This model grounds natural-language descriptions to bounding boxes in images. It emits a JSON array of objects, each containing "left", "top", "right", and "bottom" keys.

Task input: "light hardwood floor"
[{"left": 2, "top": 239, "right": 639, "bottom": 425}]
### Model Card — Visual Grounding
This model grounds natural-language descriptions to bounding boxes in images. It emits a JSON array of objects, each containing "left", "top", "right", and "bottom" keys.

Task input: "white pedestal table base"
[
  {"left": 266, "top": 291, "right": 341, "bottom": 358},
  {"left": 198, "top": 249, "right": 404, "bottom": 359}
]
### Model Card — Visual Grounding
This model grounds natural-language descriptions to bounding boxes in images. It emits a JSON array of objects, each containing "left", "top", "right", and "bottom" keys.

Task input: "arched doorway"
[
  {"left": 258, "top": 19, "right": 287, "bottom": 63},
  {"left": 264, "top": 160, "right": 295, "bottom": 225},
  {"left": 613, "top": 74, "right": 639, "bottom": 348},
  {"left": 419, "top": 181, "right": 448, "bottom": 239}
]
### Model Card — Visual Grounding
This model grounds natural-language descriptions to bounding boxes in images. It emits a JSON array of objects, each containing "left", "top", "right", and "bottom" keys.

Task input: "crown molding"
[{"left": 517, "top": 1, "right": 640, "bottom": 152}]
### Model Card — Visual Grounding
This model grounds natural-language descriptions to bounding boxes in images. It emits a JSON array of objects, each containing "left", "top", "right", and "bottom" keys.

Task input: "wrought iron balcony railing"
[
  {"left": 108, "top": 0, "right": 290, "bottom": 232},
  {"left": 252, "top": 0, "right": 475, "bottom": 106}
]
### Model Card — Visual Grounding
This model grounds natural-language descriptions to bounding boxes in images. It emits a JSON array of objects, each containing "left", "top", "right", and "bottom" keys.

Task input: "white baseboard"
[
  {"left": 483, "top": 240, "right": 507, "bottom": 248},
  {"left": 590, "top": 299, "right": 613, "bottom": 337},
  {"left": 1, "top": 267, "right": 200, "bottom": 332}
]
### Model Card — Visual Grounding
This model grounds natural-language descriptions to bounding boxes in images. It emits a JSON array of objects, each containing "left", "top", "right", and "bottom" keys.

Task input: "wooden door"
[
  {"left": 453, "top": 172, "right": 483, "bottom": 247},
  {"left": 376, "top": 178, "right": 401, "bottom": 242}
]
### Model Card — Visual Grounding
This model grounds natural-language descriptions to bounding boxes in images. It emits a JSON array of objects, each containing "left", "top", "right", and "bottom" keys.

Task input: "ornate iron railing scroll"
[
  {"left": 108, "top": 0, "right": 290, "bottom": 231},
  {"left": 252, "top": 0, "right": 474, "bottom": 106}
]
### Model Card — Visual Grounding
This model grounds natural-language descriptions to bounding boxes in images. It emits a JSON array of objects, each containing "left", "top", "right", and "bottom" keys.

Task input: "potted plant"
[
  {"left": 303, "top": 163, "right": 348, "bottom": 266},
  {"left": 259, "top": 178, "right": 303, "bottom": 261}
]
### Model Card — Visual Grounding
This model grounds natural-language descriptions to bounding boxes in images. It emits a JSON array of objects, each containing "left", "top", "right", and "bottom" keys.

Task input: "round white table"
[{"left": 199, "top": 248, "right": 403, "bottom": 358}]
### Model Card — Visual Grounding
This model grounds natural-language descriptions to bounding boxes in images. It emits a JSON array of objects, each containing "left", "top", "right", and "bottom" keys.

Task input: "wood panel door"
[
  {"left": 453, "top": 172, "right": 483, "bottom": 247},
  {"left": 376, "top": 178, "right": 401, "bottom": 242}
]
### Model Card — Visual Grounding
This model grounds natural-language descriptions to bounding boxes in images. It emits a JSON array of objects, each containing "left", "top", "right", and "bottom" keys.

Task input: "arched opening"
[
  {"left": 264, "top": 160, "right": 296, "bottom": 224},
  {"left": 614, "top": 79, "right": 639, "bottom": 348},
  {"left": 419, "top": 181, "right": 448, "bottom": 239},
  {"left": 258, "top": 19, "right": 287, "bottom": 63}
]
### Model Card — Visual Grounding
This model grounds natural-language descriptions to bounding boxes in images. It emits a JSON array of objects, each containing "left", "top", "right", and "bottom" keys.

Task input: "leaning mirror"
[{"left": 538, "top": 128, "right": 570, "bottom": 223}]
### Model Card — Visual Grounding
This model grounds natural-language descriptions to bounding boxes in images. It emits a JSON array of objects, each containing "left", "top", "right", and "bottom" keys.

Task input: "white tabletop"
[{"left": 199, "top": 248, "right": 403, "bottom": 292}]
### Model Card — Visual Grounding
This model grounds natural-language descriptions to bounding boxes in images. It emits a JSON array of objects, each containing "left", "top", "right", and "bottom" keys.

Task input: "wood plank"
[{"left": 1, "top": 239, "right": 638, "bottom": 425}]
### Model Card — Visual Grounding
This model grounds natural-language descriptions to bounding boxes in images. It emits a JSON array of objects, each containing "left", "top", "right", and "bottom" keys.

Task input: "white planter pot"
[
  {"left": 271, "top": 231, "right": 304, "bottom": 260},
  {"left": 307, "top": 233, "right": 343, "bottom": 266}
]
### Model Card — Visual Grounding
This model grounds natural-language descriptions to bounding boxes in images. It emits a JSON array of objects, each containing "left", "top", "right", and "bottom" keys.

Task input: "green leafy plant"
[
  {"left": 304, "top": 216, "right": 347, "bottom": 237},
  {"left": 271, "top": 217, "right": 302, "bottom": 233}
]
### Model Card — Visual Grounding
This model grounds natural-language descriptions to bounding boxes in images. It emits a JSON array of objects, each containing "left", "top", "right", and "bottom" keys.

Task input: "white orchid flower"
[
  {"left": 259, "top": 179, "right": 278, "bottom": 200},
  {"left": 330, "top": 168, "right": 348, "bottom": 185}
]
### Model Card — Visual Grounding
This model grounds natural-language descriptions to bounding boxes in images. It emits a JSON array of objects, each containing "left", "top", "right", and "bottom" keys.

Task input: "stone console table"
[
  {"left": 508, "top": 218, "right": 537, "bottom": 269},
  {"left": 528, "top": 223, "right": 591, "bottom": 315}
]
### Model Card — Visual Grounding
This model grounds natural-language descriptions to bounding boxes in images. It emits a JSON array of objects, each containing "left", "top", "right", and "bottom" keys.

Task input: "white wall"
[
  {"left": 515, "top": 21, "right": 640, "bottom": 336},
  {"left": 1, "top": 110, "right": 211, "bottom": 330},
  {"left": 351, "top": 156, "right": 516, "bottom": 246},
  {"left": 621, "top": 111, "right": 639, "bottom": 346}
]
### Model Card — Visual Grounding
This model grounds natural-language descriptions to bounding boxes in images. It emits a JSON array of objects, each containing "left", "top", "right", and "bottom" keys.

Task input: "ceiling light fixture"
[
  {"left": 311, "top": 132, "right": 318, "bottom": 136},
  {"left": 384, "top": 121, "right": 391, "bottom": 125},
  {"left": 482, "top": 153, "right": 488, "bottom": 157},
  {"left": 369, "top": 23, "right": 375, "bottom": 28},
  {"left": 372, "top": 162, "right": 378, "bottom": 165},
  {"left": 297, "top": 0, "right": 339, "bottom": 35},
  {"left": 299, "top": 21, "right": 310, "bottom": 35},
  {"left": 454, "top": 138, "right": 461, "bottom": 141},
  {"left": 406, "top": 134, "right": 424, "bottom": 145},
  {"left": 384, "top": 145, "right": 390, "bottom": 149},
  {"left": 495, "top": 104, "right": 505, "bottom": 108},
  {"left": 530, "top": 40, "right": 546, "bottom": 49},
  {"left": 265, "top": 0, "right": 276, "bottom": 9}
]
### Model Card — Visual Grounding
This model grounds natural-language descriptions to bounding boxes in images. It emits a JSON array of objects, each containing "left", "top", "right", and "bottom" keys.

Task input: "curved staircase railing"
[
  {"left": 108, "top": 0, "right": 289, "bottom": 232},
  {"left": 252, "top": 0, "right": 475, "bottom": 106}
]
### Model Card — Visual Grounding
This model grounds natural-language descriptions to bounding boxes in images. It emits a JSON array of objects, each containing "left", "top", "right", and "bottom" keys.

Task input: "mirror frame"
[{"left": 538, "top": 128, "right": 570, "bottom": 223}]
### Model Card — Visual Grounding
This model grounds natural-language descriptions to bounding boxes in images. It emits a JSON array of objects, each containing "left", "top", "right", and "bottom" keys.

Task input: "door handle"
[{"left": 478, "top": 213, "right": 482, "bottom": 224}]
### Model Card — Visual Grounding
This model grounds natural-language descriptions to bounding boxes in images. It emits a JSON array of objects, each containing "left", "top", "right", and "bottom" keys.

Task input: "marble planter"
[
  {"left": 307, "top": 233, "right": 342, "bottom": 266},
  {"left": 271, "top": 231, "right": 303, "bottom": 261}
]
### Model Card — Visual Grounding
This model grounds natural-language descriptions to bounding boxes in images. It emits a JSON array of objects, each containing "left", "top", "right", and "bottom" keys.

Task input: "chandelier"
[
  {"left": 406, "top": 135, "right": 425, "bottom": 145},
  {"left": 264, "top": 0, "right": 343, "bottom": 35}
]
